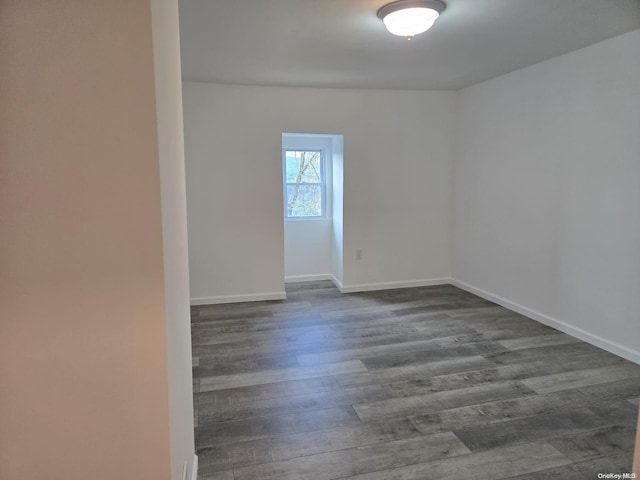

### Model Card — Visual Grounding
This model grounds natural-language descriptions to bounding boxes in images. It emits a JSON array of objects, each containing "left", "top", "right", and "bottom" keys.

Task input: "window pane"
[
  {"left": 284, "top": 153, "right": 300, "bottom": 182},
  {"left": 286, "top": 184, "right": 322, "bottom": 217},
  {"left": 285, "top": 151, "right": 321, "bottom": 183}
]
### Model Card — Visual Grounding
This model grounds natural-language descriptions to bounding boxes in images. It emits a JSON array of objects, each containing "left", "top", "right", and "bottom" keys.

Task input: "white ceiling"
[{"left": 178, "top": 0, "right": 640, "bottom": 90}]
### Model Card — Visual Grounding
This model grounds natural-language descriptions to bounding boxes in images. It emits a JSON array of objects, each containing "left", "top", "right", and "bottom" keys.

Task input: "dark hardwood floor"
[{"left": 191, "top": 281, "right": 640, "bottom": 480}]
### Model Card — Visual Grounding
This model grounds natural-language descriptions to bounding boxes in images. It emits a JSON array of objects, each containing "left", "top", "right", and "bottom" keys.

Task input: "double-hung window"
[{"left": 283, "top": 149, "right": 325, "bottom": 218}]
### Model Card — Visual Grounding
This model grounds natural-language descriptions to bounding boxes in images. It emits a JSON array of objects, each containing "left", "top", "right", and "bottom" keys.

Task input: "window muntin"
[{"left": 284, "top": 149, "right": 325, "bottom": 218}]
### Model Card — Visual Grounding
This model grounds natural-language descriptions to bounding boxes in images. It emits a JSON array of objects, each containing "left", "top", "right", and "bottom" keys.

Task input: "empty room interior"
[{"left": 1, "top": 1, "right": 640, "bottom": 480}]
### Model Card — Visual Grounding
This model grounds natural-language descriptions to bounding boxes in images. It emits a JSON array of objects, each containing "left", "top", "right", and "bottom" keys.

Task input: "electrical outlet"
[{"left": 355, "top": 249, "right": 363, "bottom": 261}]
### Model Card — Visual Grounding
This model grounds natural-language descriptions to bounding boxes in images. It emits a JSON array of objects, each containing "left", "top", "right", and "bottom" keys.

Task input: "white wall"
[
  {"left": 332, "top": 136, "right": 345, "bottom": 285},
  {"left": 283, "top": 135, "right": 333, "bottom": 281},
  {"left": 183, "top": 83, "right": 455, "bottom": 301},
  {"left": 452, "top": 30, "right": 640, "bottom": 363},
  {"left": 150, "top": 0, "right": 196, "bottom": 478}
]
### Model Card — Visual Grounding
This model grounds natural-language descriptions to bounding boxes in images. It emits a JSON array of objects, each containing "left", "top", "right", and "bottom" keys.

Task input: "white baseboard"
[
  {"left": 330, "top": 274, "right": 345, "bottom": 292},
  {"left": 285, "top": 274, "right": 333, "bottom": 283},
  {"left": 190, "top": 292, "right": 286, "bottom": 305},
  {"left": 339, "top": 278, "right": 451, "bottom": 294},
  {"left": 450, "top": 278, "right": 640, "bottom": 365}
]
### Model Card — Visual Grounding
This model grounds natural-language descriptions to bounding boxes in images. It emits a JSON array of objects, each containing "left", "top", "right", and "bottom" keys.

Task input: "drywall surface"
[
  {"left": 0, "top": 1, "right": 171, "bottom": 479},
  {"left": 285, "top": 216, "right": 332, "bottom": 280},
  {"left": 183, "top": 83, "right": 455, "bottom": 299},
  {"left": 453, "top": 30, "right": 640, "bottom": 361},
  {"left": 332, "top": 136, "right": 345, "bottom": 285},
  {"left": 150, "top": 0, "right": 196, "bottom": 478}
]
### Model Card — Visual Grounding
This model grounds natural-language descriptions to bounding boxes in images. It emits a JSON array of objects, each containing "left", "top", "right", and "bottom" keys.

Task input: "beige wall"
[{"left": 0, "top": 1, "right": 171, "bottom": 479}]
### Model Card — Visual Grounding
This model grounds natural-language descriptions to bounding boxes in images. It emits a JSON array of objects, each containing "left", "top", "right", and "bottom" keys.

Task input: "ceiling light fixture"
[{"left": 377, "top": 0, "right": 446, "bottom": 39}]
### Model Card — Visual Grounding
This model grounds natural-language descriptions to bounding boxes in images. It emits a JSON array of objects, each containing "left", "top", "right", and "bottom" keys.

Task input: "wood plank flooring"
[{"left": 191, "top": 281, "right": 640, "bottom": 480}]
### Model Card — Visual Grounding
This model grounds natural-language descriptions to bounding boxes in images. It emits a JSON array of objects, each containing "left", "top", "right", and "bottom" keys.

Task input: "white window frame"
[{"left": 283, "top": 148, "right": 326, "bottom": 219}]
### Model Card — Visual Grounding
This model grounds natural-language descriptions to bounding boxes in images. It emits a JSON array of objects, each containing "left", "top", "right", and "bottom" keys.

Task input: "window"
[{"left": 283, "top": 149, "right": 325, "bottom": 218}]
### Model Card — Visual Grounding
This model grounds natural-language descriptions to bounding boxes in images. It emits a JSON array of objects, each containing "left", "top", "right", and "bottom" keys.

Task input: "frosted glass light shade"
[{"left": 377, "top": 0, "right": 446, "bottom": 37}]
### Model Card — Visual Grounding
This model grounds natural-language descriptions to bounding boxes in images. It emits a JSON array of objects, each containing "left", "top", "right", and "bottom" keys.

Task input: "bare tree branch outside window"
[{"left": 285, "top": 150, "right": 323, "bottom": 217}]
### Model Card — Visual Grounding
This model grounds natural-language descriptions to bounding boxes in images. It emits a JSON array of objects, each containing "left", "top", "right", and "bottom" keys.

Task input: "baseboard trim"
[
  {"left": 190, "top": 292, "right": 286, "bottom": 306},
  {"left": 285, "top": 274, "right": 333, "bottom": 283},
  {"left": 330, "top": 274, "right": 344, "bottom": 292},
  {"left": 450, "top": 278, "right": 640, "bottom": 365},
  {"left": 340, "top": 278, "right": 451, "bottom": 294}
]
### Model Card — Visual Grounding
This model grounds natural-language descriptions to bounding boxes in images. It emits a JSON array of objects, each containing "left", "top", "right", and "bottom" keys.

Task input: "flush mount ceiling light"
[{"left": 377, "top": 0, "right": 446, "bottom": 38}]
